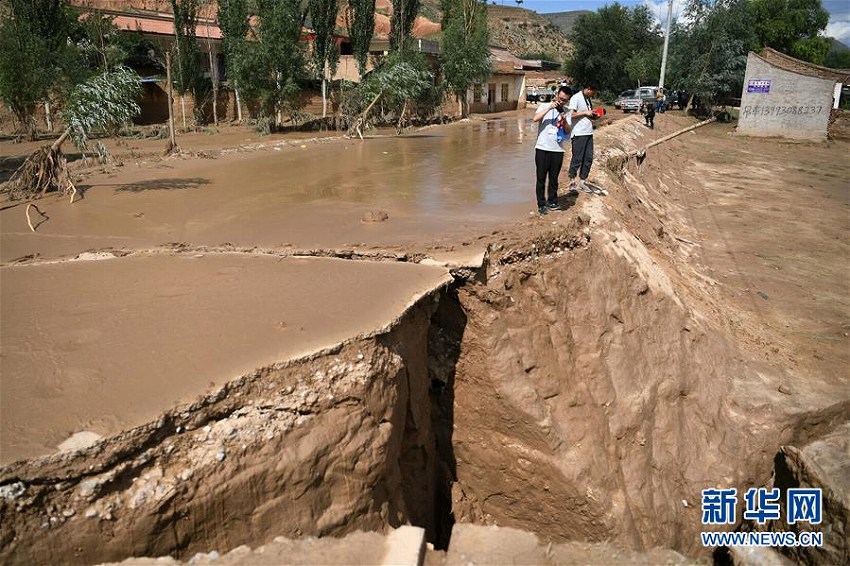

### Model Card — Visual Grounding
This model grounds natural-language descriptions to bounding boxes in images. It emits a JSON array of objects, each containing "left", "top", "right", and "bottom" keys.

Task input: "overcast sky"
[{"left": 504, "top": 0, "right": 850, "bottom": 46}]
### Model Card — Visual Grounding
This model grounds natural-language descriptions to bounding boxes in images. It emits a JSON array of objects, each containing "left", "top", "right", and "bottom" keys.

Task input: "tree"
[
  {"left": 747, "top": 0, "right": 829, "bottom": 62},
  {"left": 790, "top": 36, "right": 830, "bottom": 64},
  {"left": 170, "top": 0, "right": 205, "bottom": 127},
  {"left": 0, "top": 0, "right": 80, "bottom": 139},
  {"left": 441, "top": 0, "right": 491, "bottom": 117},
  {"left": 3, "top": 67, "right": 141, "bottom": 208},
  {"left": 255, "top": 0, "right": 306, "bottom": 127},
  {"left": 345, "top": 0, "right": 376, "bottom": 77},
  {"left": 217, "top": 0, "right": 250, "bottom": 120},
  {"left": 390, "top": 0, "right": 420, "bottom": 51},
  {"left": 309, "top": 0, "right": 340, "bottom": 117},
  {"left": 217, "top": 0, "right": 306, "bottom": 128},
  {"left": 824, "top": 45, "right": 850, "bottom": 70},
  {"left": 669, "top": 0, "right": 756, "bottom": 107},
  {"left": 566, "top": 3, "right": 661, "bottom": 93},
  {"left": 348, "top": 50, "right": 437, "bottom": 135}
]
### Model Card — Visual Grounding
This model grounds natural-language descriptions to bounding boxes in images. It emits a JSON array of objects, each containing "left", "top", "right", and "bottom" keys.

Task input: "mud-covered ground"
[{"left": 1, "top": 109, "right": 848, "bottom": 564}]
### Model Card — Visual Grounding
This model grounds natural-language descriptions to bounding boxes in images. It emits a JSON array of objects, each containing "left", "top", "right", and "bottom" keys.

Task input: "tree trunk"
[
  {"left": 50, "top": 128, "right": 72, "bottom": 152},
  {"left": 209, "top": 46, "right": 218, "bottom": 125},
  {"left": 322, "top": 77, "right": 328, "bottom": 119},
  {"left": 166, "top": 51, "right": 177, "bottom": 150},
  {"left": 44, "top": 101, "right": 53, "bottom": 131},
  {"left": 235, "top": 89, "right": 243, "bottom": 122}
]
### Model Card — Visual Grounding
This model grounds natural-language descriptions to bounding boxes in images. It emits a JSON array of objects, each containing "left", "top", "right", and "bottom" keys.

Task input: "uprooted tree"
[
  {"left": 346, "top": 50, "right": 437, "bottom": 137},
  {"left": 2, "top": 67, "right": 141, "bottom": 224}
]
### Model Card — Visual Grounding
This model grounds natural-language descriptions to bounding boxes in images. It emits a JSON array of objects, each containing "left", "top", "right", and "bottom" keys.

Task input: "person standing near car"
[
  {"left": 641, "top": 100, "right": 655, "bottom": 129},
  {"left": 532, "top": 85, "right": 572, "bottom": 215},
  {"left": 567, "top": 81, "right": 600, "bottom": 194}
]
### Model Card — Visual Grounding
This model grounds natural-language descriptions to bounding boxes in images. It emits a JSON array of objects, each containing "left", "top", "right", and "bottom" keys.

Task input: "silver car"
[
  {"left": 614, "top": 89, "right": 635, "bottom": 109},
  {"left": 620, "top": 86, "right": 658, "bottom": 112}
]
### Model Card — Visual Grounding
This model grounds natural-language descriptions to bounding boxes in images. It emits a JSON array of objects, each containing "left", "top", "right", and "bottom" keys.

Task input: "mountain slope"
[{"left": 541, "top": 10, "right": 592, "bottom": 37}]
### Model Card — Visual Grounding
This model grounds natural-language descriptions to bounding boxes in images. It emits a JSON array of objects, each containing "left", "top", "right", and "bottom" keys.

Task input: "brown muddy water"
[{"left": 2, "top": 118, "right": 540, "bottom": 263}]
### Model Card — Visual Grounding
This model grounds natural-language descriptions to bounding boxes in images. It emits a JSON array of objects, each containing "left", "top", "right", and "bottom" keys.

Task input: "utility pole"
[{"left": 659, "top": 0, "right": 673, "bottom": 89}]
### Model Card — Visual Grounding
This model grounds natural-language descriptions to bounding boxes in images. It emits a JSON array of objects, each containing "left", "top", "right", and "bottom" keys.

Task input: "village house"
[{"left": 465, "top": 47, "right": 541, "bottom": 114}]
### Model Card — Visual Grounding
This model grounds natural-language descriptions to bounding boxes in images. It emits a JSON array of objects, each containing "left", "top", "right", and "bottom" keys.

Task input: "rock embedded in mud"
[{"left": 361, "top": 210, "right": 389, "bottom": 223}]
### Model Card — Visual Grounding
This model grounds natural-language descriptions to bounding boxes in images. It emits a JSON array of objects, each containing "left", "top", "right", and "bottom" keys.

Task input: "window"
[
  {"left": 501, "top": 83, "right": 509, "bottom": 102},
  {"left": 474, "top": 84, "right": 483, "bottom": 99}
]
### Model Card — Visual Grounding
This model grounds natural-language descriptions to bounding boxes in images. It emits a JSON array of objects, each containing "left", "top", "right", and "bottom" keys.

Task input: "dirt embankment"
[
  {"left": 1, "top": 114, "right": 848, "bottom": 564},
  {"left": 444, "top": 117, "right": 850, "bottom": 559}
]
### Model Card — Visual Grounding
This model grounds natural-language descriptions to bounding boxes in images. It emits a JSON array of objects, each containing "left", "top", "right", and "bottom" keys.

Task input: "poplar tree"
[
  {"left": 170, "top": 0, "right": 203, "bottom": 126},
  {"left": 390, "top": 0, "right": 419, "bottom": 51},
  {"left": 309, "top": 0, "right": 340, "bottom": 117},
  {"left": 441, "top": 0, "right": 491, "bottom": 117},
  {"left": 255, "top": 0, "right": 306, "bottom": 127},
  {"left": 346, "top": 0, "right": 376, "bottom": 76},
  {"left": 218, "top": 0, "right": 250, "bottom": 120},
  {"left": 217, "top": 0, "right": 306, "bottom": 127}
]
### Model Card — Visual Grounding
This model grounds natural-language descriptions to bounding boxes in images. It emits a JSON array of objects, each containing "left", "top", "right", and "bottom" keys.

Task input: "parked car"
[
  {"left": 526, "top": 86, "right": 555, "bottom": 103},
  {"left": 614, "top": 89, "right": 635, "bottom": 109},
  {"left": 620, "top": 86, "right": 659, "bottom": 112}
]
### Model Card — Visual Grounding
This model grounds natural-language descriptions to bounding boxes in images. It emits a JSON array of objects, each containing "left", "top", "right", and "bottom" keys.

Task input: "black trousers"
[
  {"left": 535, "top": 148, "right": 564, "bottom": 207},
  {"left": 568, "top": 135, "right": 594, "bottom": 181}
]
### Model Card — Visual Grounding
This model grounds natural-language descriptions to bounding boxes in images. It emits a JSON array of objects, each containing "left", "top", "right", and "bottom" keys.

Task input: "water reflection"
[{"left": 227, "top": 118, "right": 536, "bottom": 212}]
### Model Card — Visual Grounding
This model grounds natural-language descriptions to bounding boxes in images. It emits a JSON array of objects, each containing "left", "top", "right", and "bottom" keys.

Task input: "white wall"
[{"left": 738, "top": 53, "right": 835, "bottom": 141}]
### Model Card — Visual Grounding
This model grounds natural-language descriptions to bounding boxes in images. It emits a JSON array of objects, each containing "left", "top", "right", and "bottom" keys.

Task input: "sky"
[{"left": 502, "top": 0, "right": 850, "bottom": 46}]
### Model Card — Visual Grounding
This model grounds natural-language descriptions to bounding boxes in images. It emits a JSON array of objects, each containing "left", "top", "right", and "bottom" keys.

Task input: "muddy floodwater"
[{"left": 1, "top": 119, "right": 540, "bottom": 264}]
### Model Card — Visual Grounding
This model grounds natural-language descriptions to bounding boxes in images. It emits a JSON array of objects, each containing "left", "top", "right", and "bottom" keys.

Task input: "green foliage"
[
  {"left": 566, "top": 3, "right": 662, "bottom": 92},
  {"left": 441, "top": 0, "right": 490, "bottom": 117},
  {"left": 824, "top": 47, "right": 850, "bottom": 70},
  {"left": 217, "top": 0, "right": 306, "bottom": 124},
  {"left": 76, "top": 11, "right": 128, "bottom": 71},
  {"left": 309, "top": 0, "right": 341, "bottom": 79},
  {"left": 61, "top": 66, "right": 142, "bottom": 149},
  {"left": 790, "top": 36, "right": 830, "bottom": 64},
  {"left": 624, "top": 48, "right": 660, "bottom": 87},
  {"left": 0, "top": 0, "right": 81, "bottom": 137},
  {"left": 217, "top": 0, "right": 250, "bottom": 91},
  {"left": 356, "top": 50, "right": 438, "bottom": 125},
  {"left": 390, "top": 0, "right": 420, "bottom": 51},
  {"left": 667, "top": 0, "right": 755, "bottom": 104},
  {"left": 170, "top": 0, "right": 203, "bottom": 97},
  {"left": 748, "top": 0, "right": 829, "bottom": 57},
  {"left": 346, "top": 0, "right": 376, "bottom": 76}
]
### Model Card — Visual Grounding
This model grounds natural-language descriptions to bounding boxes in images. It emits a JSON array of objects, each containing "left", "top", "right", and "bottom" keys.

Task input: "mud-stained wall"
[{"left": 0, "top": 300, "right": 440, "bottom": 565}]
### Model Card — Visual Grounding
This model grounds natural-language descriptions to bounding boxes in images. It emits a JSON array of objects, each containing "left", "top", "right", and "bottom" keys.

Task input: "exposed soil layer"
[
  {"left": 1, "top": 112, "right": 848, "bottom": 564},
  {"left": 445, "top": 116, "right": 850, "bottom": 559}
]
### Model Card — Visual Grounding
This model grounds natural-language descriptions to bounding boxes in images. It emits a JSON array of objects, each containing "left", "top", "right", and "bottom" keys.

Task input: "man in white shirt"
[
  {"left": 567, "top": 81, "right": 600, "bottom": 194},
  {"left": 532, "top": 86, "right": 572, "bottom": 215}
]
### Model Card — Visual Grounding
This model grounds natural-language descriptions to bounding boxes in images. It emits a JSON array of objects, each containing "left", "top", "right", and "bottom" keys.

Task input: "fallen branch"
[
  {"left": 348, "top": 92, "right": 382, "bottom": 139},
  {"left": 629, "top": 116, "right": 717, "bottom": 158},
  {"left": 25, "top": 203, "right": 48, "bottom": 232}
]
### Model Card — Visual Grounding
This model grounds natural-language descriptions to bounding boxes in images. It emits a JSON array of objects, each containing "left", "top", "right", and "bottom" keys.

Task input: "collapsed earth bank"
[{"left": 1, "top": 117, "right": 848, "bottom": 564}]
